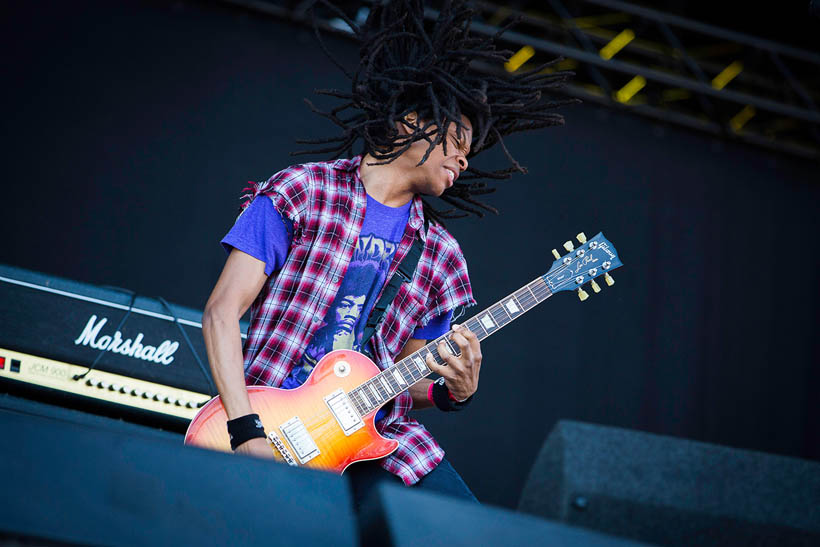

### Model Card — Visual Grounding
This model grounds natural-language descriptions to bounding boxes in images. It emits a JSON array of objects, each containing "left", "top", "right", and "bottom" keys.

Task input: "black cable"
[
  {"left": 73, "top": 289, "right": 138, "bottom": 381},
  {"left": 156, "top": 296, "right": 217, "bottom": 396}
]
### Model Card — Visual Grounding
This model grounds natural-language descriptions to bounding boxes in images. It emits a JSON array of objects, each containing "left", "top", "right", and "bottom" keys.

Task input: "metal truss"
[{"left": 220, "top": 0, "right": 820, "bottom": 161}]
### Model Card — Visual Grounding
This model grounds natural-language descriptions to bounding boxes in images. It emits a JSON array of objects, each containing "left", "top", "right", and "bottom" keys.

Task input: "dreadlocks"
[{"left": 293, "top": 0, "right": 576, "bottom": 223}]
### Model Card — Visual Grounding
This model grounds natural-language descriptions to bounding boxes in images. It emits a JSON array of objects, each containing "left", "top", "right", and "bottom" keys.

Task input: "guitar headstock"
[{"left": 542, "top": 232, "right": 623, "bottom": 301}]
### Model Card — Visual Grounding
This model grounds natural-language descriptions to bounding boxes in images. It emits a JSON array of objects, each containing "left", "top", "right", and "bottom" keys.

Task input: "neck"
[{"left": 359, "top": 153, "right": 416, "bottom": 207}]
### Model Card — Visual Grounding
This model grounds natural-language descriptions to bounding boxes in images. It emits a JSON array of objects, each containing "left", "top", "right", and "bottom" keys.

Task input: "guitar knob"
[
  {"left": 590, "top": 279, "right": 601, "bottom": 293},
  {"left": 577, "top": 288, "right": 589, "bottom": 301},
  {"left": 563, "top": 241, "right": 575, "bottom": 252},
  {"left": 552, "top": 248, "right": 561, "bottom": 260},
  {"left": 576, "top": 232, "right": 587, "bottom": 244},
  {"left": 604, "top": 273, "right": 615, "bottom": 286}
]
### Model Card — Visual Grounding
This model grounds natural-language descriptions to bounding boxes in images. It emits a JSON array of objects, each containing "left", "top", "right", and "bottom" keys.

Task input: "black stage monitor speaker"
[
  {"left": 519, "top": 421, "right": 820, "bottom": 546},
  {"left": 359, "top": 482, "right": 652, "bottom": 547},
  {"left": 0, "top": 399, "right": 358, "bottom": 546}
]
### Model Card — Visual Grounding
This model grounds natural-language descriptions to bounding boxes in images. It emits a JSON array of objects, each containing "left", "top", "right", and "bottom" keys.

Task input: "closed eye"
[{"left": 450, "top": 137, "right": 467, "bottom": 155}]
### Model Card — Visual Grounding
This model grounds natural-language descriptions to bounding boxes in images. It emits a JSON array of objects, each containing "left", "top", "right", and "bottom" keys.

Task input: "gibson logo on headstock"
[
  {"left": 74, "top": 315, "right": 179, "bottom": 365},
  {"left": 598, "top": 242, "right": 616, "bottom": 260}
]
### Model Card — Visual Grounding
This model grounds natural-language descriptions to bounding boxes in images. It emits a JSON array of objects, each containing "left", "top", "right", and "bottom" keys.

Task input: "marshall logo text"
[{"left": 74, "top": 315, "right": 179, "bottom": 365}]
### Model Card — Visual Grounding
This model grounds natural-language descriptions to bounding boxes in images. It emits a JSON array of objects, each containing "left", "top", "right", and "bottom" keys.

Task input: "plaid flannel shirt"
[{"left": 239, "top": 156, "right": 475, "bottom": 485}]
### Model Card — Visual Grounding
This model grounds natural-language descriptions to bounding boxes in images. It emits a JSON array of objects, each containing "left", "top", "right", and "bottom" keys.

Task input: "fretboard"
[{"left": 347, "top": 277, "right": 553, "bottom": 417}]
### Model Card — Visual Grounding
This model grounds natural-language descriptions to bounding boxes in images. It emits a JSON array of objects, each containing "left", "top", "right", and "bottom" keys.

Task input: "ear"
[{"left": 396, "top": 111, "right": 418, "bottom": 135}]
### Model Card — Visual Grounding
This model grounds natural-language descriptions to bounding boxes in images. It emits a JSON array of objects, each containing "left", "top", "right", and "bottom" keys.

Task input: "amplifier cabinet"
[{"left": 0, "top": 264, "right": 246, "bottom": 428}]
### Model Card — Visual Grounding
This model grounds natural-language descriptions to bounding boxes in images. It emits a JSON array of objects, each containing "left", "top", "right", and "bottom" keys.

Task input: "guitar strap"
[{"left": 360, "top": 222, "right": 427, "bottom": 353}]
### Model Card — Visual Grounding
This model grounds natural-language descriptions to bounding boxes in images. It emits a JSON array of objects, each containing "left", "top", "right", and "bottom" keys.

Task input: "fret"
[
  {"left": 426, "top": 345, "right": 443, "bottom": 366},
  {"left": 344, "top": 274, "right": 556, "bottom": 422},
  {"left": 373, "top": 376, "right": 389, "bottom": 399},
  {"left": 442, "top": 335, "right": 460, "bottom": 357},
  {"left": 410, "top": 354, "right": 428, "bottom": 375},
  {"left": 398, "top": 359, "right": 416, "bottom": 385},
  {"left": 368, "top": 385, "right": 380, "bottom": 406},
  {"left": 531, "top": 279, "right": 551, "bottom": 302},
  {"left": 379, "top": 376, "right": 393, "bottom": 396},
  {"left": 492, "top": 303, "right": 512, "bottom": 325},
  {"left": 349, "top": 390, "right": 365, "bottom": 415},
  {"left": 513, "top": 287, "right": 534, "bottom": 310},
  {"left": 478, "top": 311, "right": 498, "bottom": 333},
  {"left": 465, "top": 317, "right": 487, "bottom": 339},
  {"left": 366, "top": 383, "right": 380, "bottom": 403},
  {"left": 503, "top": 296, "right": 522, "bottom": 316},
  {"left": 513, "top": 289, "right": 529, "bottom": 308},
  {"left": 394, "top": 360, "right": 412, "bottom": 387},
  {"left": 392, "top": 369, "right": 407, "bottom": 386},
  {"left": 359, "top": 384, "right": 373, "bottom": 408},
  {"left": 378, "top": 372, "right": 394, "bottom": 394},
  {"left": 524, "top": 284, "right": 538, "bottom": 305}
]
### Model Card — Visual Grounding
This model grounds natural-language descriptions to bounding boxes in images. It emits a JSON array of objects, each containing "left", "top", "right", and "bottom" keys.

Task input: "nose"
[{"left": 457, "top": 155, "right": 468, "bottom": 172}]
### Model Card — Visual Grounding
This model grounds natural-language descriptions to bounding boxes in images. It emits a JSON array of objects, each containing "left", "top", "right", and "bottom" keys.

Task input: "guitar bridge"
[{"left": 267, "top": 432, "right": 297, "bottom": 466}]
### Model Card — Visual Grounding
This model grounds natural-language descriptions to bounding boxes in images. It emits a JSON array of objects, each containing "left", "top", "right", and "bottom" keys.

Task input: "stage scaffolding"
[{"left": 221, "top": 0, "right": 820, "bottom": 161}]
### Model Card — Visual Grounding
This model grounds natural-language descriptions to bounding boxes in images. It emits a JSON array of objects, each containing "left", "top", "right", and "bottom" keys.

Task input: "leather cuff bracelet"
[{"left": 227, "top": 413, "right": 266, "bottom": 451}]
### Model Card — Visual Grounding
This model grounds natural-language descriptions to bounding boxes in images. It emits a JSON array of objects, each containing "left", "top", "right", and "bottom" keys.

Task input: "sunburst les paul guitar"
[{"left": 184, "top": 232, "right": 623, "bottom": 473}]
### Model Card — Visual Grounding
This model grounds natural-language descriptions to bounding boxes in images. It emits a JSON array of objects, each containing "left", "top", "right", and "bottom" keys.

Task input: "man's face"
[
  {"left": 333, "top": 294, "right": 367, "bottom": 333},
  {"left": 399, "top": 114, "right": 473, "bottom": 197}
]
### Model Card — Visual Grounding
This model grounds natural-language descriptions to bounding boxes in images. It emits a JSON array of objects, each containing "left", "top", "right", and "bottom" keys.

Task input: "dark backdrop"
[{"left": 2, "top": 0, "right": 818, "bottom": 509}]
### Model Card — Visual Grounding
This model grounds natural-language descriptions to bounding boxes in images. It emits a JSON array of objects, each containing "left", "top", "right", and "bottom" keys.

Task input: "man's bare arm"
[{"left": 202, "top": 248, "right": 272, "bottom": 457}]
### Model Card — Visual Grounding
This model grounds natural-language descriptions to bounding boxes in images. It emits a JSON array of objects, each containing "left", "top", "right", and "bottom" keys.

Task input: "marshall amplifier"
[{"left": 0, "top": 264, "right": 247, "bottom": 429}]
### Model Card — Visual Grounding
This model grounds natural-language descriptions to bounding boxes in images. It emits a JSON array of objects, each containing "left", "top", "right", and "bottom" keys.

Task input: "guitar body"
[{"left": 184, "top": 350, "right": 398, "bottom": 474}]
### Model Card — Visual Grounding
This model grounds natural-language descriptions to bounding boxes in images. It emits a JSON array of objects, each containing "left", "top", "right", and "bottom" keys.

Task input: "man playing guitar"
[{"left": 199, "top": 0, "right": 572, "bottom": 505}]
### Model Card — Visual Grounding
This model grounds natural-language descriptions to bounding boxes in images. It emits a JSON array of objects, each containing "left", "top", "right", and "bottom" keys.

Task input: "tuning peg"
[
  {"left": 604, "top": 273, "right": 614, "bottom": 286},
  {"left": 577, "top": 287, "right": 589, "bottom": 301},
  {"left": 563, "top": 241, "right": 575, "bottom": 252},
  {"left": 576, "top": 232, "right": 587, "bottom": 244},
  {"left": 590, "top": 279, "right": 601, "bottom": 293},
  {"left": 552, "top": 248, "right": 561, "bottom": 260}
]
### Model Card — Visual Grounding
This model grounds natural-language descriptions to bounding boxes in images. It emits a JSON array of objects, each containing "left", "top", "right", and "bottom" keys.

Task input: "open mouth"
[{"left": 443, "top": 167, "right": 456, "bottom": 185}]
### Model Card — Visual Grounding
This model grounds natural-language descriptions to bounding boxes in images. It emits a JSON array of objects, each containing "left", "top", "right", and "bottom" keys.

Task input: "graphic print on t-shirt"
[{"left": 289, "top": 232, "right": 400, "bottom": 385}]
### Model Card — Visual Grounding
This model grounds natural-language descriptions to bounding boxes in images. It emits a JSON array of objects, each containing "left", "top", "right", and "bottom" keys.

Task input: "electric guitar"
[{"left": 184, "top": 232, "right": 623, "bottom": 472}]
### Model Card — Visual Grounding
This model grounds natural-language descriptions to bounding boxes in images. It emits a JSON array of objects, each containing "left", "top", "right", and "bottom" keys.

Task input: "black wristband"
[
  {"left": 227, "top": 413, "right": 266, "bottom": 451},
  {"left": 431, "top": 378, "right": 473, "bottom": 412}
]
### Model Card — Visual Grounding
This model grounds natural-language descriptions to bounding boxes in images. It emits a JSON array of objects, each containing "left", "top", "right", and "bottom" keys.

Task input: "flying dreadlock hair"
[{"left": 293, "top": 0, "right": 576, "bottom": 224}]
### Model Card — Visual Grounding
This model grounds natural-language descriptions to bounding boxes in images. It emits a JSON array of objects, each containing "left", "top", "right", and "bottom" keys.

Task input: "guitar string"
[
  {"left": 264, "top": 280, "right": 553, "bottom": 428},
  {"left": 263, "top": 247, "right": 605, "bottom": 427},
  {"left": 352, "top": 246, "right": 610, "bottom": 414},
  {"left": 350, "top": 277, "right": 554, "bottom": 416}
]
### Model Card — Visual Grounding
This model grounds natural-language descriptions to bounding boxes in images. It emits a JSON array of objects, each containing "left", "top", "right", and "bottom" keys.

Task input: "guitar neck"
[{"left": 347, "top": 277, "right": 553, "bottom": 416}]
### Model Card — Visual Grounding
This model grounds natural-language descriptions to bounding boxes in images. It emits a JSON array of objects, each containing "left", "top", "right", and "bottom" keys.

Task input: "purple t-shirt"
[{"left": 222, "top": 194, "right": 451, "bottom": 393}]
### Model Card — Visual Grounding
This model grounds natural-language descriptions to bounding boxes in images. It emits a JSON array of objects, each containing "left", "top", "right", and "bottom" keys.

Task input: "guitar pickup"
[
  {"left": 279, "top": 416, "right": 320, "bottom": 464},
  {"left": 324, "top": 389, "right": 364, "bottom": 436}
]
